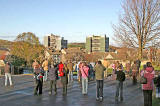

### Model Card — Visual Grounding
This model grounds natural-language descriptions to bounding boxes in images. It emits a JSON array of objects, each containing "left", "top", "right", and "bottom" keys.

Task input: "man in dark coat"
[{"left": 115, "top": 65, "right": 126, "bottom": 102}]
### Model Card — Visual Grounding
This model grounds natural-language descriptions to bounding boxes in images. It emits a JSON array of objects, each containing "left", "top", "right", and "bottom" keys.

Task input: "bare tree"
[{"left": 113, "top": 0, "right": 160, "bottom": 59}]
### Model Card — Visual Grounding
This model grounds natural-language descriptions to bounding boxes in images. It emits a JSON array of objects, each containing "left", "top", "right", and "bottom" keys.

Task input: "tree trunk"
[{"left": 138, "top": 40, "right": 143, "bottom": 60}]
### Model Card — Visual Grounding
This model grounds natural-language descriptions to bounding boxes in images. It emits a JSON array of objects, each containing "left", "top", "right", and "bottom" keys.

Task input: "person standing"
[
  {"left": 94, "top": 61, "right": 106, "bottom": 102},
  {"left": 80, "top": 62, "right": 89, "bottom": 95},
  {"left": 125, "top": 62, "right": 131, "bottom": 77},
  {"left": 131, "top": 61, "right": 138, "bottom": 85},
  {"left": 111, "top": 61, "right": 116, "bottom": 80},
  {"left": 136, "top": 59, "right": 141, "bottom": 71},
  {"left": 141, "top": 62, "right": 155, "bottom": 106},
  {"left": 156, "top": 73, "right": 160, "bottom": 99},
  {"left": 115, "top": 65, "right": 126, "bottom": 102},
  {"left": 88, "top": 63, "right": 94, "bottom": 81},
  {"left": 115, "top": 61, "right": 120, "bottom": 71},
  {"left": 48, "top": 63, "right": 58, "bottom": 95},
  {"left": 58, "top": 62, "right": 68, "bottom": 95},
  {"left": 42, "top": 58, "right": 49, "bottom": 82},
  {"left": 102, "top": 59, "right": 109, "bottom": 78},
  {"left": 33, "top": 60, "right": 44, "bottom": 95},
  {"left": 32, "top": 59, "right": 39, "bottom": 71},
  {"left": 4, "top": 62, "right": 13, "bottom": 86},
  {"left": 78, "top": 62, "right": 83, "bottom": 82},
  {"left": 67, "top": 60, "right": 73, "bottom": 83}
]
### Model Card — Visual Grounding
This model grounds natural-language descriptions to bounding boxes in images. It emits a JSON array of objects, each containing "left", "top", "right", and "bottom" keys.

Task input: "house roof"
[
  {"left": 0, "top": 54, "right": 6, "bottom": 60},
  {"left": 105, "top": 54, "right": 114, "bottom": 59},
  {"left": 0, "top": 50, "right": 9, "bottom": 60},
  {"left": 63, "top": 47, "right": 84, "bottom": 54}
]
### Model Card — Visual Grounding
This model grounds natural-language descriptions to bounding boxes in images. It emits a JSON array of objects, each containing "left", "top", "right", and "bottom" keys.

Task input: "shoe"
[
  {"left": 120, "top": 97, "right": 123, "bottom": 102},
  {"left": 10, "top": 85, "right": 14, "bottom": 87},
  {"left": 99, "top": 97, "right": 103, "bottom": 102},
  {"left": 62, "top": 93, "right": 67, "bottom": 96},
  {"left": 96, "top": 97, "right": 99, "bottom": 101},
  {"left": 54, "top": 92, "right": 57, "bottom": 95},
  {"left": 34, "top": 93, "right": 38, "bottom": 96},
  {"left": 83, "top": 93, "right": 87, "bottom": 95},
  {"left": 115, "top": 97, "right": 118, "bottom": 102},
  {"left": 49, "top": 92, "right": 52, "bottom": 95}
]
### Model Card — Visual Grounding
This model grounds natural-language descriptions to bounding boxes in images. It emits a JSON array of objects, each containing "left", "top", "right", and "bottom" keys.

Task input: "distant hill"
[
  {"left": 0, "top": 39, "right": 13, "bottom": 49},
  {"left": 68, "top": 43, "right": 85, "bottom": 49}
]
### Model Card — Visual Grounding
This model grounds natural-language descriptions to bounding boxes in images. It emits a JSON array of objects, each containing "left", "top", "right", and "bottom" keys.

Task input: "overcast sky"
[{"left": 0, "top": 0, "right": 122, "bottom": 45}]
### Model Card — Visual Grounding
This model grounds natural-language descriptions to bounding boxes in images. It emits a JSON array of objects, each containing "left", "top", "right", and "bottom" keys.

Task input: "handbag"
[{"left": 140, "top": 71, "right": 147, "bottom": 84}]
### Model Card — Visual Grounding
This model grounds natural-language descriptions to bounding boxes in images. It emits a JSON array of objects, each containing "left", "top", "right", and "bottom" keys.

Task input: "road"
[{"left": 0, "top": 75, "right": 144, "bottom": 106}]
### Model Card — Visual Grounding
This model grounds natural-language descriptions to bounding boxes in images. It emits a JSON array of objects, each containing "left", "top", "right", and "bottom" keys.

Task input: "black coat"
[{"left": 61, "top": 68, "right": 68, "bottom": 85}]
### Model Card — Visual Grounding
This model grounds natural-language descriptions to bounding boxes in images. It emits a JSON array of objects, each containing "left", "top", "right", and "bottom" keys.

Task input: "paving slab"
[{"left": 0, "top": 76, "right": 144, "bottom": 106}]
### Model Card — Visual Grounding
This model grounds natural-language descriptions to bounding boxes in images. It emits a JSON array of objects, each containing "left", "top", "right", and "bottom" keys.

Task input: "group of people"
[
  {"left": 3, "top": 58, "right": 160, "bottom": 105},
  {"left": 112, "top": 60, "right": 159, "bottom": 106},
  {"left": 31, "top": 59, "right": 127, "bottom": 103},
  {"left": 112, "top": 59, "right": 141, "bottom": 85},
  {"left": 32, "top": 59, "right": 93, "bottom": 96}
]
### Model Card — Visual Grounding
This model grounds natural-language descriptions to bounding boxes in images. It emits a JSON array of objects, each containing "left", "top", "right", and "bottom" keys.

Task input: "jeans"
[
  {"left": 77, "top": 69, "right": 79, "bottom": 80},
  {"left": 115, "top": 81, "right": 123, "bottom": 100},
  {"left": 50, "top": 80, "right": 57, "bottom": 94},
  {"left": 43, "top": 71, "right": 48, "bottom": 81},
  {"left": 82, "top": 77, "right": 88, "bottom": 94},
  {"left": 63, "top": 85, "right": 67, "bottom": 95},
  {"left": 5, "top": 73, "right": 13, "bottom": 86},
  {"left": 34, "top": 78, "right": 43, "bottom": 95},
  {"left": 61, "top": 76, "right": 68, "bottom": 94},
  {"left": 133, "top": 76, "right": 137, "bottom": 85},
  {"left": 89, "top": 70, "right": 95, "bottom": 81},
  {"left": 143, "top": 90, "right": 152, "bottom": 106},
  {"left": 96, "top": 80, "right": 103, "bottom": 98},
  {"left": 68, "top": 71, "right": 73, "bottom": 82}
]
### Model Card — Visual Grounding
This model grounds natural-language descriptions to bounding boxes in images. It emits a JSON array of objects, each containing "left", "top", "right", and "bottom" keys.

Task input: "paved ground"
[{"left": 0, "top": 75, "right": 144, "bottom": 106}]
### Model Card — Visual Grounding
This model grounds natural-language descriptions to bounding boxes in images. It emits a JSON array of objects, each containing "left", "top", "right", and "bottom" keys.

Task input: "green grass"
[
  {"left": 152, "top": 97, "right": 160, "bottom": 106},
  {"left": 153, "top": 65, "right": 160, "bottom": 71},
  {"left": 138, "top": 65, "right": 160, "bottom": 71}
]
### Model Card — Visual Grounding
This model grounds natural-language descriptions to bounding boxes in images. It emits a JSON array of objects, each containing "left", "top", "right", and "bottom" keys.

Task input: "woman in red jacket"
[{"left": 141, "top": 62, "right": 155, "bottom": 106}]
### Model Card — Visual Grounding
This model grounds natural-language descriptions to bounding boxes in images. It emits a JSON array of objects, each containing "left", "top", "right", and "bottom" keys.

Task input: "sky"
[{"left": 0, "top": 0, "right": 123, "bottom": 44}]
